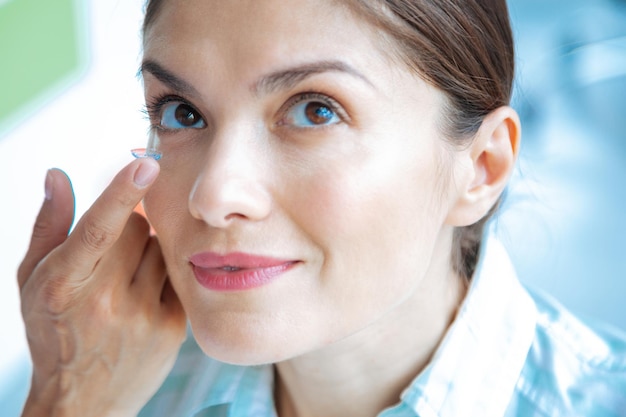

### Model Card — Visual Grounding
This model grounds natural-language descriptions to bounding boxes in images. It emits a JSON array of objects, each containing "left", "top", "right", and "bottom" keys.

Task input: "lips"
[{"left": 189, "top": 252, "right": 299, "bottom": 291}]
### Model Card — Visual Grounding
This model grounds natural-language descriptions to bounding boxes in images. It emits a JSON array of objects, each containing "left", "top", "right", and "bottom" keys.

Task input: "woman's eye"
[
  {"left": 160, "top": 101, "right": 206, "bottom": 130},
  {"left": 284, "top": 98, "right": 341, "bottom": 127}
]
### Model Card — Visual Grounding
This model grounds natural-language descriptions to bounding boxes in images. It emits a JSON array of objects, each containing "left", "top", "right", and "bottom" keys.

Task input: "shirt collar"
[
  {"left": 400, "top": 236, "right": 538, "bottom": 417},
  {"left": 191, "top": 363, "right": 275, "bottom": 416}
]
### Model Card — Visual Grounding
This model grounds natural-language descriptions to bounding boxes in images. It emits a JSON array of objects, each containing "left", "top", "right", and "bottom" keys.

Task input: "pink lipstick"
[{"left": 189, "top": 252, "right": 298, "bottom": 291}]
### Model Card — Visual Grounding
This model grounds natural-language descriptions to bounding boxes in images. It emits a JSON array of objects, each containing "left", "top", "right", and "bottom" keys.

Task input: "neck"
[{"left": 274, "top": 239, "right": 468, "bottom": 417}]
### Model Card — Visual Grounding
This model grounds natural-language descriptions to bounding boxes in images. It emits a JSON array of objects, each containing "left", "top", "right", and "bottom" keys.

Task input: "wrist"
[{"left": 22, "top": 383, "right": 138, "bottom": 417}]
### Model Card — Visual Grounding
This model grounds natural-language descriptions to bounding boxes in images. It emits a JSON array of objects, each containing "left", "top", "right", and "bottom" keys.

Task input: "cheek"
[
  {"left": 143, "top": 173, "right": 192, "bottom": 245},
  {"left": 142, "top": 140, "right": 205, "bottom": 218},
  {"left": 289, "top": 141, "right": 443, "bottom": 244},
  {"left": 283, "top": 140, "right": 448, "bottom": 311},
  {"left": 143, "top": 175, "right": 200, "bottom": 314}
]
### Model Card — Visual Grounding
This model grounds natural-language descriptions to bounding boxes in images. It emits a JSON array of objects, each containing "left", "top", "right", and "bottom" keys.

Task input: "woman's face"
[{"left": 142, "top": 0, "right": 461, "bottom": 364}]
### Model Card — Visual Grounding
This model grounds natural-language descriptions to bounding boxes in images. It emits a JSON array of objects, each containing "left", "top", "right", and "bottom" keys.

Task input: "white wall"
[{"left": 0, "top": 1, "right": 147, "bottom": 413}]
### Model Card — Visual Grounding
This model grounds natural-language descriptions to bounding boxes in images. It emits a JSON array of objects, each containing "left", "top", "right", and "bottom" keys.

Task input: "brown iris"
[
  {"left": 305, "top": 102, "right": 335, "bottom": 125},
  {"left": 174, "top": 103, "right": 201, "bottom": 127}
]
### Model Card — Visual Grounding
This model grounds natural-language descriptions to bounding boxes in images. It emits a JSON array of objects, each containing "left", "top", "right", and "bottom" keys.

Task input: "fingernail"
[
  {"left": 45, "top": 170, "right": 54, "bottom": 200},
  {"left": 134, "top": 159, "right": 159, "bottom": 187}
]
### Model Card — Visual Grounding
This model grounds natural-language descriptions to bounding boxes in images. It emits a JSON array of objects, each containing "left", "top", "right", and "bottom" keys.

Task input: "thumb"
[{"left": 17, "top": 169, "right": 76, "bottom": 289}]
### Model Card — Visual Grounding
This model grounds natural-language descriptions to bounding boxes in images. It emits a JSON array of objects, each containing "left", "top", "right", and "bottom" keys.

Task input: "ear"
[{"left": 445, "top": 106, "right": 521, "bottom": 227}]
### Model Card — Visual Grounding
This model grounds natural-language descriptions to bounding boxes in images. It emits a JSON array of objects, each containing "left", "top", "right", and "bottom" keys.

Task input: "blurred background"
[{"left": 0, "top": 0, "right": 624, "bottom": 414}]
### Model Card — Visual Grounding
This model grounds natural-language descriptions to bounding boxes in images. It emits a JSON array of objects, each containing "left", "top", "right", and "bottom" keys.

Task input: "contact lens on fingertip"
[
  {"left": 131, "top": 148, "right": 162, "bottom": 160},
  {"left": 131, "top": 130, "right": 162, "bottom": 161}
]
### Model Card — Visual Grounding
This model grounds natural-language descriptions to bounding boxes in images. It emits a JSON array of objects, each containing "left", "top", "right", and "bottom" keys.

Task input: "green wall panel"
[{"left": 0, "top": 0, "right": 84, "bottom": 132}]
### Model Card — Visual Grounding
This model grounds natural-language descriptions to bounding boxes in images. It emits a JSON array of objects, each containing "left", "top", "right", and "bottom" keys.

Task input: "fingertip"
[
  {"left": 133, "top": 158, "right": 160, "bottom": 188},
  {"left": 45, "top": 168, "right": 73, "bottom": 198},
  {"left": 20, "top": 169, "right": 76, "bottom": 286},
  {"left": 45, "top": 168, "right": 76, "bottom": 223},
  {"left": 44, "top": 169, "right": 64, "bottom": 200}
]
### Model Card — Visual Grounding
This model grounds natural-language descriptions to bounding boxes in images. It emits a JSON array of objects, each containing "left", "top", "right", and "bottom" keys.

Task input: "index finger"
[{"left": 56, "top": 158, "right": 160, "bottom": 277}]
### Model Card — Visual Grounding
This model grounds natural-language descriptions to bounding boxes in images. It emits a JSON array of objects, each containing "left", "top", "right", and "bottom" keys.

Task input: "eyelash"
[
  {"left": 143, "top": 94, "right": 202, "bottom": 131},
  {"left": 279, "top": 92, "right": 348, "bottom": 127},
  {"left": 142, "top": 91, "right": 349, "bottom": 131}
]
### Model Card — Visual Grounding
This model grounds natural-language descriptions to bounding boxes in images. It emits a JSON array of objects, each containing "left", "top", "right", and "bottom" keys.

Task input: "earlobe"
[{"left": 445, "top": 106, "right": 521, "bottom": 227}]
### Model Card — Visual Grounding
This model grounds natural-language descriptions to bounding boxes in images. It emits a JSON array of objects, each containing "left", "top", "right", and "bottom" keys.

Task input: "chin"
[
  {"left": 187, "top": 316, "right": 312, "bottom": 366},
  {"left": 193, "top": 335, "right": 298, "bottom": 366}
]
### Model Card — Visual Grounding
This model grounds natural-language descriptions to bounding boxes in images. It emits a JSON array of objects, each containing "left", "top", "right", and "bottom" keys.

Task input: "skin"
[
  {"left": 19, "top": 160, "right": 187, "bottom": 417},
  {"left": 142, "top": 0, "right": 462, "bottom": 366},
  {"left": 142, "top": 0, "right": 518, "bottom": 416},
  {"left": 18, "top": 0, "right": 520, "bottom": 416}
]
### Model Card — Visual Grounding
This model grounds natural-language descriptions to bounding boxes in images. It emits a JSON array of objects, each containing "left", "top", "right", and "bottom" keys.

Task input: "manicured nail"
[
  {"left": 45, "top": 170, "right": 54, "bottom": 200},
  {"left": 133, "top": 159, "right": 159, "bottom": 187}
]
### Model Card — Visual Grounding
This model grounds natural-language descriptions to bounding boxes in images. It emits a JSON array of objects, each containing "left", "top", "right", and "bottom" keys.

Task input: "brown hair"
[{"left": 141, "top": 0, "right": 515, "bottom": 280}]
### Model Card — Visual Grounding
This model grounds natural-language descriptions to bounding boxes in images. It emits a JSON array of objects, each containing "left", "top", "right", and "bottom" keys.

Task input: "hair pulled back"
[{"left": 141, "top": 0, "right": 515, "bottom": 280}]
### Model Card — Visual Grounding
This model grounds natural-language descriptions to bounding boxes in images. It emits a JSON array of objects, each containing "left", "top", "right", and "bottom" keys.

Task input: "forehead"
[
  {"left": 145, "top": 0, "right": 353, "bottom": 39},
  {"left": 142, "top": 0, "right": 391, "bottom": 78}
]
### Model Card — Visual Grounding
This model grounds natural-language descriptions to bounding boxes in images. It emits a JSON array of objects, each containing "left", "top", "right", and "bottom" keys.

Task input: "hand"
[{"left": 18, "top": 159, "right": 186, "bottom": 417}]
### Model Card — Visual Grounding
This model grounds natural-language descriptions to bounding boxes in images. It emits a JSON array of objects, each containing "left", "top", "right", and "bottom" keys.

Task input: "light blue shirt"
[{"left": 139, "top": 238, "right": 626, "bottom": 416}]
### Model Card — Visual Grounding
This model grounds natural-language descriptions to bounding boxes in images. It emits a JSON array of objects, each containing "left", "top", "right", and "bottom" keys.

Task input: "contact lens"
[{"left": 131, "top": 130, "right": 162, "bottom": 161}]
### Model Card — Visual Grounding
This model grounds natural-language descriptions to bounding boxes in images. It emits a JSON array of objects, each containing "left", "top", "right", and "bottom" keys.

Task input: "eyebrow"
[
  {"left": 139, "top": 60, "right": 200, "bottom": 97},
  {"left": 138, "top": 59, "right": 374, "bottom": 97},
  {"left": 253, "top": 60, "right": 375, "bottom": 95}
]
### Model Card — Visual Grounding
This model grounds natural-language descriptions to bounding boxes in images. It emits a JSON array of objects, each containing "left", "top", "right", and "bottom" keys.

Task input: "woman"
[{"left": 18, "top": 0, "right": 626, "bottom": 416}]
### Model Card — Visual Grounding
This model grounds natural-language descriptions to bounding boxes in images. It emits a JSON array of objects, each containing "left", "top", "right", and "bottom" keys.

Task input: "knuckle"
[
  {"left": 80, "top": 217, "right": 117, "bottom": 254},
  {"left": 112, "top": 188, "right": 139, "bottom": 210},
  {"left": 31, "top": 217, "right": 55, "bottom": 240},
  {"left": 40, "top": 262, "right": 79, "bottom": 304},
  {"left": 31, "top": 267, "right": 78, "bottom": 315},
  {"left": 42, "top": 278, "right": 72, "bottom": 314}
]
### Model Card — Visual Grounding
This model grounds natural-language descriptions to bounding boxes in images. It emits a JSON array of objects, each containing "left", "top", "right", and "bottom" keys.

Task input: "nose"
[{"left": 188, "top": 127, "right": 271, "bottom": 228}]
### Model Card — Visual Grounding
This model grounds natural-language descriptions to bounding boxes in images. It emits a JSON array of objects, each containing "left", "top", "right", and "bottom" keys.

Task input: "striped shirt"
[{"left": 139, "top": 238, "right": 626, "bottom": 416}]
